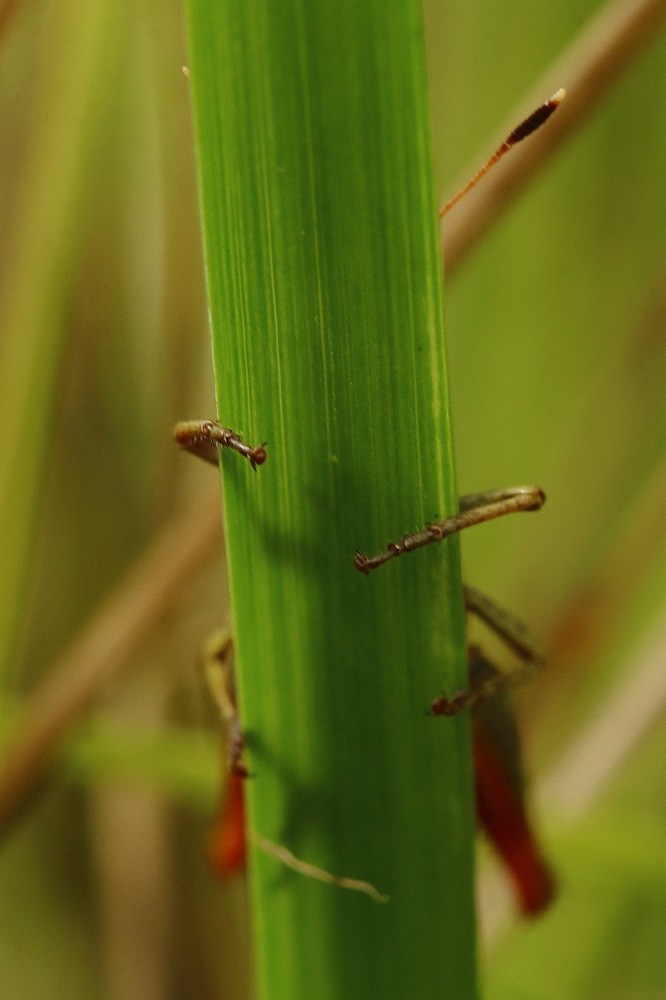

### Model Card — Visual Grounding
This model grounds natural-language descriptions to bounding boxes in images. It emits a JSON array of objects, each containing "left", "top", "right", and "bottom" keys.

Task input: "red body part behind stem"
[
  {"left": 207, "top": 747, "right": 555, "bottom": 916},
  {"left": 470, "top": 647, "right": 555, "bottom": 916},
  {"left": 473, "top": 730, "right": 555, "bottom": 915},
  {"left": 207, "top": 771, "right": 247, "bottom": 876},
  {"left": 208, "top": 656, "right": 556, "bottom": 917}
]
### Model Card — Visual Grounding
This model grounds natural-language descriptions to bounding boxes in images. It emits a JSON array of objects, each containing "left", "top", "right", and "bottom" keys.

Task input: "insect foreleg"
[{"left": 174, "top": 419, "right": 267, "bottom": 470}]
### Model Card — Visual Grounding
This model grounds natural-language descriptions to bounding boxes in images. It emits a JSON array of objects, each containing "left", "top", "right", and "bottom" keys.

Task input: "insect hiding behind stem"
[
  {"left": 352, "top": 90, "right": 566, "bottom": 913},
  {"left": 456, "top": 591, "right": 554, "bottom": 916},
  {"left": 177, "top": 89, "right": 565, "bottom": 915},
  {"left": 355, "top": 489, "right": 553, "bottom": 913}
]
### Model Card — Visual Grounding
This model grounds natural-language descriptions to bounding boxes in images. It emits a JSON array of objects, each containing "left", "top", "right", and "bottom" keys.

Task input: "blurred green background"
[{"left": 1, "top": 0, "right": 666, "bottom": 997}]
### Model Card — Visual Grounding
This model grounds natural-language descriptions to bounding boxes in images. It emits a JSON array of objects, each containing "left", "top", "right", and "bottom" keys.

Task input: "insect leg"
[
  {"left": 463, "top": 584, "right": 546, "bottom": 669},
  {"left": 430, "top": 587, "right": 545, "bottom": 716},
  {"left": 202, "top": 628, "right": 248, "bottom": 778},
  {"left": 203, "top": 630, "right": 390, "bottom": 899},
  {"left": 201, "top": 629, "right": 249, "bottom": 875},
  {"left": 355, "top": 484, "right": 545, "bottom": 574},
  {"left": 173, "top": 419, "right": 267, "bottom": 470}
]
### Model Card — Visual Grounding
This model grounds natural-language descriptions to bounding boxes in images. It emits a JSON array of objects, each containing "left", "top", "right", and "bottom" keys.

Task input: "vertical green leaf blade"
[{"left": 186, "top": 2, "right": 477, "bottom": 998}]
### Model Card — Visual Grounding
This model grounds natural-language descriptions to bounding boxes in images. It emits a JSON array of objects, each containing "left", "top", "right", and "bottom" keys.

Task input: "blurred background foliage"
[{"left": 0, "top": 0, "right": 665, "bottom": 997}]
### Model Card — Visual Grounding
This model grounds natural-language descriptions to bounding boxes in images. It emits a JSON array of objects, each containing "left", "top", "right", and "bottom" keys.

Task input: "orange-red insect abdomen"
[{"left": 207, "top": 771, "right": 247, "bottom": 876}]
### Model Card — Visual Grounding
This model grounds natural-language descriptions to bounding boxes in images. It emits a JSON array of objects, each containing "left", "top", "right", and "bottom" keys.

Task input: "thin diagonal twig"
[
  {"left": 0, "top": 491, "right": 221, "bottom": 837},
  {"left": 442, "top": 0, "right": 666, "bottom": 275}
]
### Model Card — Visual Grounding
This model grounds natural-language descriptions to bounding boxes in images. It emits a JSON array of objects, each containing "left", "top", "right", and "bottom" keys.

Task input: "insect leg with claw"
[
  {"left": 355, "top": 485, "right": 545, "bottom": 575},
  {"left": 173, "top": 419, "right": 267, "bottom": 470},
  {"left": 430, "top": 583, "right": 546, "bottom": 716},
  {"left": 181, "top": 435, "right": 389, "bottom": 901},
  {"left": 355, "top": 485, "right": 552, "bottom": 913}
]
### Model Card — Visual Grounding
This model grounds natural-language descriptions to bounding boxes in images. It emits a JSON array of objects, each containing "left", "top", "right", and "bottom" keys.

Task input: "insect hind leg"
[
  {"left": 355, "top": 484, "right": 545, "bottom": 574},
  {"left": 430, "top": 585, "right": 545, "bottom": 716},
  {"left": 203, "top": 628, "right": 248, "bottom": 777}
]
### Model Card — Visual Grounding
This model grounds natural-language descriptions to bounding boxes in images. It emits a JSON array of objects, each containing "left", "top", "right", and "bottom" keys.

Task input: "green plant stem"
[{"left": 185, "top": 2, "right": 477, "bottom": 998}]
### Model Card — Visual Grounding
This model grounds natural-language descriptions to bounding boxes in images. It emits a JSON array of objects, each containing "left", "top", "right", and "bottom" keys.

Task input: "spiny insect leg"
[
  {"left": 203, "top": 628, "right": 248, "bottom": 778},
  {"left": 173, "top": 419, "right": 267, "bottom": 470},
  {"left": 430, "top": 587, "right": 545, "bottom": 716},
  {"left": 355, "top": 485, "right": 545, "bottom": 574}
]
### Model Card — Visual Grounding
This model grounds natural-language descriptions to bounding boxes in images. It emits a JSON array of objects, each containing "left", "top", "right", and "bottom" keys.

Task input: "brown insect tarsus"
[
  {"left": 173, "top": 419, "right": 267, "bottom": 470},
  {"left": 354, "top": 486, "right": 545, "bottom": 574}
]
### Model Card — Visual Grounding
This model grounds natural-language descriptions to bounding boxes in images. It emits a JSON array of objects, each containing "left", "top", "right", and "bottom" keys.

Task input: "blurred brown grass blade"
[
  {"left": 442, "top": 0, "right": 666, "bottom": 275},
  {"left": 0, "top": 0, "right": 19, "bottom": 44},
  {"left": 512, "top": 260, "right": 666, "bottom": 742},
  {"left": 539, "top": 610, "right": 666, "bottom": 821},
  {"left": 0, "top": 493, "right": 220, "bottom": 837}
]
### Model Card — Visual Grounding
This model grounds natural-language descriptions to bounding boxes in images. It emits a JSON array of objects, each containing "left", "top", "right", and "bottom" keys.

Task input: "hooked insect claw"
[
  {"left": 524, "top": 487, "right": 546, "bottom": 511},
  {"left": 174, "top": 419, "right": 267, "bottom": 470},
  {"left": 430, "top": 691, "right": 469, "bottom": 716},
  {"left": 429, "top": 696, "right": 452, "bottom": 716},
  {"left": 249, "top": 443, "right": 268, "bottom": 470},
  {"left": 354, "top": 550, "right": 371, "bottom": 574}
]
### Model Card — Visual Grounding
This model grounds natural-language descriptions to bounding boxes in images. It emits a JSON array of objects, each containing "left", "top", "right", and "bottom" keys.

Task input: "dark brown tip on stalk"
[
  {"left": 506, "top": 88, "right": 566, "bottom": 146},
  {"left": 439, "top": 88, "right": 566, "bottom": 219}
]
